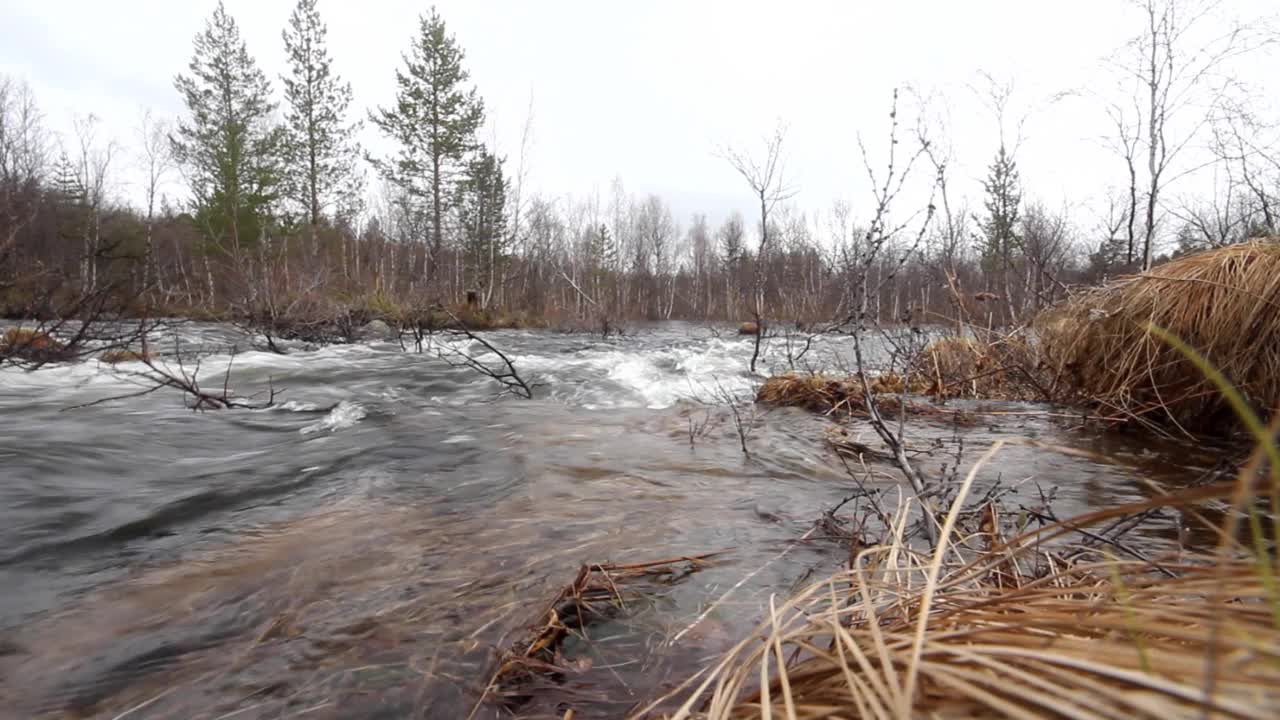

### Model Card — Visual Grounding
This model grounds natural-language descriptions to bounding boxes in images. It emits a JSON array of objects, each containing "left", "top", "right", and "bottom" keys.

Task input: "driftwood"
[
  {"left": 423, "top": 306, "right": 535, "bottom": 399},
  {"left": 484, "top": 552, "right": 726, "bottom": 711}
]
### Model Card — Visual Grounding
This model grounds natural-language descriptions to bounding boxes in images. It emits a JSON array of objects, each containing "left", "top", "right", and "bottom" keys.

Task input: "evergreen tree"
[
  {"left": 172, "top": 1, "right": 283, "bottom": 249},
  {"left": 458, "top": 149, "right": 507, "bottom": 291},
  {"left": 587, "top": 223, "right": 616, "bottom": 272},
  {"left": 280, "top": 0, "right": 363, "bottom": 227},
  {"left": 977, "top": 145, "right": 1022, "bottom": 274},
  {"left": 369, "top": 7, "right": 484, "bottom": 278},
  {"left": 51, "top": 152, "right": 87, "bottom": 251},
  {"left": 50, "top": 152, "right": 85, "bottom": 207}
]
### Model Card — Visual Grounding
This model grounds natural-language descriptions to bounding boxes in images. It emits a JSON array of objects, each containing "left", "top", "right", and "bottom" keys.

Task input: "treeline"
[{"left": 2, "top": 0, "right": 1277, "bottom": 331}]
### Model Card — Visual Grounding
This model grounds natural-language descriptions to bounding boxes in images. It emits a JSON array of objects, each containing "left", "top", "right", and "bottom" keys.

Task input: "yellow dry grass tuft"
[
  {"left": 100, "top": 349, "right": 151, "bottom": 364},
  {"left": 1, "top": 327, "right": 61, "bottom": 352},
  {"left": 1040, "top": 239, "right": 1280, "bottom": 433},
  {"left": 756, "top": 374, "right": 944, "bottom": 419},
  {"left": 653, "top": 483, "right": 1280, "bottom": 719},
  {"left": 909, "top": 334, "right": 1046, "bottom": 401},
  {"left": 1, "top": 326, "right": 68, "bottom": 362}
]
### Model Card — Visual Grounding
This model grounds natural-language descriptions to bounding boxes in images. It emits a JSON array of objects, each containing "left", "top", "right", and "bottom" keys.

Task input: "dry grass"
[
  {"left": 0, "top": 326, "right": 68, "bottom": 362},
  {"left": 756, "top": 374, "right": 949, "bottom": 420},
  {"left": 1040, "top": 239, "right": 1280, "bottom": 433},
  {"left": 2, "top": 326, "right": 60, "bottom": 351},
  {"left": 908, "top": 334, "right": 1048, "bottom": 402},
  {"left": 756, "top": 333, "right": 1050, "bottom": 415},
  {"left": 99, "top": 349, "right": 151, "bottom": 364},
  {"left": 650, "top": 473, "right": 1280, "bottom": 719}
]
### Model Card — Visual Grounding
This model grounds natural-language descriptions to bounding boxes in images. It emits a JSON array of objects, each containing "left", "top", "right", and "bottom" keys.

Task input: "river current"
[{"left": 0, "top": 322, "right": 1217, "bottom": 718}]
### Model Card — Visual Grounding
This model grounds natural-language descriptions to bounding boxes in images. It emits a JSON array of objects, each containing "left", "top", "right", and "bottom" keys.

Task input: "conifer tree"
[
  {"left": 458, "top": 149, "right": 506, "bottom": 293},
  {"left": 370, "top": 7, "right": 484, "bottom": 278},
  {"left": 977, "top": 145, "right": 1023, "bottom": 318},
  {"left": 588, "top": 223, "right": 616, "bottom": 272},
  {"left": 172, "top": 1, "right": 282, "bottom": 250},
  {"left": 280, "top": 0, "right": 362, "bottom": 227},
  {"left": 978, "top": 145, "right": 1022, "bottom": 273}
]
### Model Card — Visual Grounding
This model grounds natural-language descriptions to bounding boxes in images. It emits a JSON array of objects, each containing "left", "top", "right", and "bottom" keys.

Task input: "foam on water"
[{"left": 299, "top": 401, "right": 367, "bottom": 435}]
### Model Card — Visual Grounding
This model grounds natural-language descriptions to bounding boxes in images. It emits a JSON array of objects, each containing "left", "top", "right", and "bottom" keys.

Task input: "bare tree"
[
  {"left": 721, "top": 122, "right": 795, "bottom": 373},
  {"left": 70, "top": 114, "right": 117, "bottom": 296},
  {"left": 1208, "top": 95, "right": 1279, "bottom": 235},
  {"left": 839, "top": 89, "right": 941, "bottom": 544},
  {"left": 0, "top": 76, "right": 48, "bottom": 278},
  {"left": 137, "top": 109, "right": 174, "bottom": 297},
  {"left": 1109, "top": 0, "right": 1274, "bottom": 270},
  {"left": 1104, "top": 99, "right": 1144, "bottom": 265},
  {"left": 80, "top": 340, "right": 281, "bottom": 410}
]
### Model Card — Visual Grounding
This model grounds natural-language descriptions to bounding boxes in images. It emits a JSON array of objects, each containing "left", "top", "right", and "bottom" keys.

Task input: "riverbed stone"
[{"left": 359, "top": 319, "right": 396, "bottom": 341}]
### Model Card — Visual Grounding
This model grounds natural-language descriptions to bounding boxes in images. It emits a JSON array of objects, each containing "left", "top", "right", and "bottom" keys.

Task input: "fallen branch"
[{"left": 428, "top": 307, "right": 534, "bottom": 399}]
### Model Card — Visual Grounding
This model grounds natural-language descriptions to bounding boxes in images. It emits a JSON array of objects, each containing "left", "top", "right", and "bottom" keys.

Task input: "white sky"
[{"left": 2, "top": 0, "right": 1277, "bottom": 236}]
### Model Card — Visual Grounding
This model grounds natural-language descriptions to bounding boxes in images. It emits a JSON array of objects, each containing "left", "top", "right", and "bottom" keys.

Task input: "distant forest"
[{"left": 1, "top": 0, "right": 1277, "bottom": 329}]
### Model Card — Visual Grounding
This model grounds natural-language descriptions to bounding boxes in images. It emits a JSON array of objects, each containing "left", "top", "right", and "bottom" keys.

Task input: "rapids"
[{"left": 0, "top": 322, "right": 1219, "bottom": 718}]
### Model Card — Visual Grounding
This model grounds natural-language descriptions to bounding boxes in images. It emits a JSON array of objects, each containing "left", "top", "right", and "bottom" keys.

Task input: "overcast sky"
[{"left": 2, "top": 0, "right": 1276, "bottom": 234}]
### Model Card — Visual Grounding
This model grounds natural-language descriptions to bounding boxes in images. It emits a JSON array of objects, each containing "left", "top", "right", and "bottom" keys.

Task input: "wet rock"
[{"left": 359, "top": 320, "right": 396, "bottom": 341}]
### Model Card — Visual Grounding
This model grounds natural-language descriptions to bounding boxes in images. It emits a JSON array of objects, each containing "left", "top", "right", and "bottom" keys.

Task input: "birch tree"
[
  {"left": 721, "top": 123, "right": 794, "bottom": 372},
  {"left": 1109, "top": 0, "right": 1272, "bottom": 269}
]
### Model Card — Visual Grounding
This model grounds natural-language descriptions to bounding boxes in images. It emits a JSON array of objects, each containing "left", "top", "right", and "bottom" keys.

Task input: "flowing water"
[{"left": 0, "top": 322, "right": 1221, "bottom": 719}]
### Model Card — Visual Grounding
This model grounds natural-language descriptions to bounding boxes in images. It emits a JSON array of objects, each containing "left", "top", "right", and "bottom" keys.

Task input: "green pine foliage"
[
  {"left": 171, "top": 1, "right": 283, "bottom": 250},
  {"left": 369, "top": 7, "right": 485, "bottom": 275},
  {"left": 978, "top": 145, "right": 1022, "bottom": 273},
  {"left": 280, "top": 0, "right": 363, "bottom": 227}
]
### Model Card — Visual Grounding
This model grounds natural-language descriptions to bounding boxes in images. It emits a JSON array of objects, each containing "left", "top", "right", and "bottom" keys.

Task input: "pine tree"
[
  {"left": 172, "top": 1, "right": 283, "bottom": 250},
  {"left": 976, "top": 145, "right": 1023, "bottom": 320},
  {"left": 369, "top": 7, "right": 484, "bottom": 278},
  {"left": 587, "top": 223, "right": 616, "bottom": 272},
  {"left": 458, "top": 149, "right": 506, "bottom": 292},
  {"left": 280, "top": 0, "right": 363, "bottom": 227},
  {"left": 978, "top": 145, "right": 1022, "bottom": 274},
  {"left": 51, "top": 152, "right": 86, "bottom": 251},
  {"left": 50, "top": 152, "right": 85, "bottom": 207}
]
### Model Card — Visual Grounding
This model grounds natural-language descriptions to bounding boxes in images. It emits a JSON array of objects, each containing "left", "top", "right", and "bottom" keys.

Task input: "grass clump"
[
  {"left": 0, "top": 326, "right": 68, "bottom": 362},
  {"left": 906, "top": 334, "right": 1047, "bottom": 401},
  {"left": 1039, "top": 239, "right": 1280, "bottom": 433},
  {"left": 654, "top": 482, "right": 1280, "bottom": 719},
  {"left": 756, "top": 373, "right": 947, "bottom": 419},
  {"left": 663, "top": 342, "right": 1280, "bottom": 719},
  {"left": 99, "top": 349, "right": 151, "bottom": 364}
]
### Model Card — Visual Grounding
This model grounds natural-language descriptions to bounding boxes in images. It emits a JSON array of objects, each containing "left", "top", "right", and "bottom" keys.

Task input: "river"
[{"left": 0, "top": 322, "right": 1219, "bottom": 718}]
